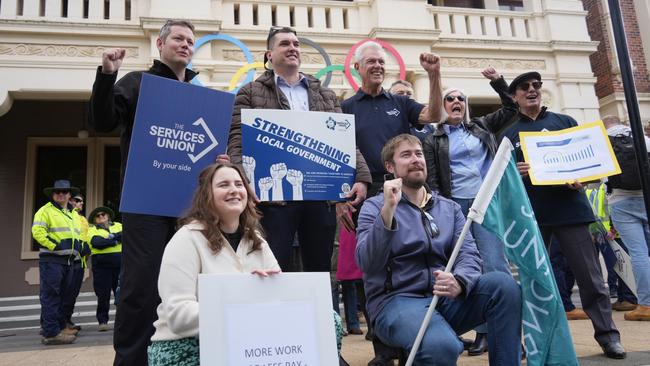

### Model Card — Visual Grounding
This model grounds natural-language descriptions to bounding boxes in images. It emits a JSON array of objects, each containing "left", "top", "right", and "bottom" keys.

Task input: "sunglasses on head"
[
  {"left": 517, "top": 81, "right": 543, "bottom": 91},
  {"left": 267, "top": 26, "right": 297, "bottom": 47},
  {"left": 445, "top": 95, "right": 465, "bottom": 103}
]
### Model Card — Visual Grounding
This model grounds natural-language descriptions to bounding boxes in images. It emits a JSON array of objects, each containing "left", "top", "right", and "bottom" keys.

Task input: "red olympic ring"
[{"left": 344, "top": 38, "right": 407, "bottom": 92}]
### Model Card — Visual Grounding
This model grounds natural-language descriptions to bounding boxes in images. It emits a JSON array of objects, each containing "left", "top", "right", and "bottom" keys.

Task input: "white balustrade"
[
  {"left": 0, "top": 0, "right": 134, "bottom": 22},
  {"left": 430, "top": 6, "right": 537, "bottom": 41}
]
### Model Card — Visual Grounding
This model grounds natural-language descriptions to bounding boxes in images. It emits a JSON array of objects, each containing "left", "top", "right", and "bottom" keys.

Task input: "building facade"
[
  {"left": 581, "top": 0, "right": 650, "bottom": 122},
  {"left": 1, "top": 0, "right": 603, "bottom": 295}
]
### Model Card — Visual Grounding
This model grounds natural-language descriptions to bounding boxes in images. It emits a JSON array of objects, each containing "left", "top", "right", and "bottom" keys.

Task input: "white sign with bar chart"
[{"left": 519, "top": 121, "right": 621, "bottom": 185}]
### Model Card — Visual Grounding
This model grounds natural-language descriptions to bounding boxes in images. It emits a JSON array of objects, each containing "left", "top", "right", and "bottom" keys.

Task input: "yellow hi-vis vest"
[
  {"left": 32, "top": 202, "right": 83, "bottom": 263},
  {"left": 586, "top": 184, "right": 612, "bottom": 232},
  {"left": 88, "top": 222, "right": 123, "bottom": 255}
]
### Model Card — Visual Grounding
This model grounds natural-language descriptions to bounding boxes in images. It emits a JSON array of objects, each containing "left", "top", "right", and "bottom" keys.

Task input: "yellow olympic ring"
[{"left": 228, "top": 62, "right": 265, "bottom": 91}]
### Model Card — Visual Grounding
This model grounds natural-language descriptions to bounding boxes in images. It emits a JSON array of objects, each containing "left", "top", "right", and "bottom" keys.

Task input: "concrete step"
[{"left": 0, "top": 292, "right": 115, "bottom": 331}]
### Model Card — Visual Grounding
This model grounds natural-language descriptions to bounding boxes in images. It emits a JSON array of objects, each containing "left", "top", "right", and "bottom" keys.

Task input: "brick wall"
[{"left": 583, "top": 0, "right": 650, "bottom": 99}]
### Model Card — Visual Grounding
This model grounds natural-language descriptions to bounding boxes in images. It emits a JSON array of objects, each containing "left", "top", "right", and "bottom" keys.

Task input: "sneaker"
[
  {"left": 612, "top": 300, "right": 637, "bottom": 312},
  {"left": 98, "top": 323, "right": 110, "bottom": 332},
  {"left": 61, "top": 327, "right": 78, "bottom": 336},
  {"left": 624, "top": 305, "right": 650, "bottom": 321},
  {"left": 566, "top": 308, "right": 589, "bottom": 320},
  {"left": 41, "top": 332, "right": 76, "bottom": 345}
]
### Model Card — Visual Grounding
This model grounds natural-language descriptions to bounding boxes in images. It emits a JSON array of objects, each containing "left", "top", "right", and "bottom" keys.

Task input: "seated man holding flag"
[{"left": 355, "top": 134, "right": 522, "bottom": 365}]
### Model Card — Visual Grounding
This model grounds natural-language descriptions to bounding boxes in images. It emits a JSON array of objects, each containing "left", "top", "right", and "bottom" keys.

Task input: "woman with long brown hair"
[{"left": 147, "top": 162, "right": 280, "bottom": 365}]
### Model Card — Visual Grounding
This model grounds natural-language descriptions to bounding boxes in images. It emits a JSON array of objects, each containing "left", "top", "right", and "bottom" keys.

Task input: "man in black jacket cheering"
[{"left": 88, "top": 19, "right": 197, "bottom": 366}]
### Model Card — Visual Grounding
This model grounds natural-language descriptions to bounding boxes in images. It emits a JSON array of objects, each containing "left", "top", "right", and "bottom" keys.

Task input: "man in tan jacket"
[{"left": 227, "top": 26, "right": 371, "bottom": 274}]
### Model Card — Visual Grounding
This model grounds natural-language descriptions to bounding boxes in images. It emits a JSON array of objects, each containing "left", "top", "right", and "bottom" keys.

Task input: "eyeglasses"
[
  {"left": 423, "top": 212, "right": 440, "bottom": 238},
  {"left": 53, "top": 190, "right": 70, "bottom": 194},
  {"left": 267, "top": 26, "right": 297, "bottom": 48},
  {"left": 445, "top": 95, "right": 465, "bottom": 103},
  {"left": 517, "top": 81, "right": 543, "bottom": 91}
]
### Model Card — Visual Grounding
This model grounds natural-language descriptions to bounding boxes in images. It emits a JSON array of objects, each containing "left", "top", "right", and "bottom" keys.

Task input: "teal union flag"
[{"left": 466, "top": 138, "right": 578, "bottom": 366}]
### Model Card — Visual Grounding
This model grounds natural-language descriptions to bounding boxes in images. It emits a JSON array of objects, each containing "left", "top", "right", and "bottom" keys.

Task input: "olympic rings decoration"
[
  {"left": 314, "top": 64, "right": 361, "bottom": 83},
  {"left": 298, "top": 37, "right": 333, "bottom": 87},
  {"left": 191, "top": 34, "right": 406, "bottom": 93},
  {"left": 228, "top": 62, "right": 265, "bottom": 90},
  {"left": 344, "top": 38, "right": 407, "bottom": 92},
  {"left": 188, "top": 33, "right": 256, "bottom": 92}
]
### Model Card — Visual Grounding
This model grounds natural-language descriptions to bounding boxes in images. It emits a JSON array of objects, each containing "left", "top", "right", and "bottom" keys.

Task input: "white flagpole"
[{"left": 404, "top": 139, "right": 514, "bottom": 366}]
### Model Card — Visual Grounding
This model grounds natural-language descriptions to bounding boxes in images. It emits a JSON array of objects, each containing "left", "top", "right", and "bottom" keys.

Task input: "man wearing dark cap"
[
  {"left": 32, "top": 180, "right": 88, "bottom": 345},
  {"left": 227, "top": 26, "right": 371, "bottom": 274},
  {"left": 502, "top": 72, "right": 626, "bottom": 359}
]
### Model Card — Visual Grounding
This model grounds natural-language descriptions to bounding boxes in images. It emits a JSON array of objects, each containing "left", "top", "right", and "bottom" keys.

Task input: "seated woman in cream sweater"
[{"left": 147, "top": 162, "right": 281, "bottom": 365}]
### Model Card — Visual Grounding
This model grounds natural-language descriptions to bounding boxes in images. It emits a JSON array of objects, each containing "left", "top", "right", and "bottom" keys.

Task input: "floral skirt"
[
  {"left": 148, "top": 312, "right": 342, "bottom": 365},
  {"left": 148, "top": 337, "right": 199, "bottom": 366}
]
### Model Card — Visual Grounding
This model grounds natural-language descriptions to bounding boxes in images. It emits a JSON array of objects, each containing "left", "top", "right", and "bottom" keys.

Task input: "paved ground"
[{"left": 0, "top": 312, "right": 648, "bottom": 366}]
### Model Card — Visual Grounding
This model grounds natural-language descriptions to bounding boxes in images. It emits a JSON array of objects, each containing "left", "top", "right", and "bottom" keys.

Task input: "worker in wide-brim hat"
[
  {"left": 32, "top": 179, "right": 87, "bottom": 345},
  {"left": 87, "top": 205, "right": 122, "bottom": 332}
]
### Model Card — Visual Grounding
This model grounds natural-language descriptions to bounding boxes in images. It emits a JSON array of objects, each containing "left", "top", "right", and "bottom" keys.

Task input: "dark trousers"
[
  {"left": 60, "top": 261, "right": 84, "bottom": 325},
  {"left": 540, "top": 224, "right": 620, "bottom": 345},
  {"left": 550, "top": 238, "right": 578, "bottom": 311},
  {"left": 259, "top": 202, "right": 336, "bottom": 272},
  {"left": 113, "top": 213, "right": 176, "bottom": 366},
  {"left": 39, "top": 261, "right": 74, "bottom": 338},
  {"left": 93, "top": 253, "right": 122, "bottom": 324}
]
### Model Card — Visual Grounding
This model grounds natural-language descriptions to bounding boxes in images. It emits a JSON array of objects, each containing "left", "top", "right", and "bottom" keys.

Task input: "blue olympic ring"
[{"left": 189, "top": 34, "right": 255, "bottom": 93}]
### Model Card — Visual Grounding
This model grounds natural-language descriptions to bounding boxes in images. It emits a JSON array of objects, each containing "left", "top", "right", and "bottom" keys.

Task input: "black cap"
[{"left": 508, "top": 71, "right": 542, "bottom": 94}]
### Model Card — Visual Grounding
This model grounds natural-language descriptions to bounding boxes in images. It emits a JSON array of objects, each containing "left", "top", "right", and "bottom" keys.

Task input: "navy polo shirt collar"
[{"left": 353, "top": 88, "right": 392, "bottom": 101}]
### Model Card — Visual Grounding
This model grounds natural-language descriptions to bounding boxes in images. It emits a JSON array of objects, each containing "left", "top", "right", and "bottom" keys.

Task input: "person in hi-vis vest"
[{"left": 88, "top": 206, "right": 122, "bottom": 331}]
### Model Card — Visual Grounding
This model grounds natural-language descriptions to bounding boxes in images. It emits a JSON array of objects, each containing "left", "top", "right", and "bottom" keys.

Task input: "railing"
[
  {"left": 221, "top": 0, "right": 358, "bottom": 32},
  {"left": 430, "top": 6, "right": 538, "bottom": 40},
  {"left": 0, "top": 0, "right": 135, "bottom": 22}
]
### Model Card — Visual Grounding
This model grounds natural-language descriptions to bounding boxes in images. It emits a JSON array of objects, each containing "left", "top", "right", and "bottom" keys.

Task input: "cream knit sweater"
[{"left": 150, "top": 221, "right": 280, "bottom": 341}]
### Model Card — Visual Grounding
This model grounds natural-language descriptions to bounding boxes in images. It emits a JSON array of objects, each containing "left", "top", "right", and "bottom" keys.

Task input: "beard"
[{"left": 402, "top": 170, "right": 426, "bottom": 189}]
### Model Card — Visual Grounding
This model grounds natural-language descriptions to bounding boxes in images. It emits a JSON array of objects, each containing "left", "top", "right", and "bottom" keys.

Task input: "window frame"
[{"left": 21, "top": 137, "right": 119, "bottom": 259}]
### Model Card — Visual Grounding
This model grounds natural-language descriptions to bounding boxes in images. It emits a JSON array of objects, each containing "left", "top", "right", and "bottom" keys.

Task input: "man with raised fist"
[{"left": 88, "top": 19, "right": 197, "bottom": 366}]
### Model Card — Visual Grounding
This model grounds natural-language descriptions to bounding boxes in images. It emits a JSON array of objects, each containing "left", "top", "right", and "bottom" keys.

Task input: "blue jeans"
[
  {"left": 39, "top": 261, "right": 75, "bottom": 338},
  {"left": 374, "top": 272, "right": 522, "bottom": 366},
  {"left": 453, "top": 197, "right": 511, "bottom": 334},
  {"left": 610, "top": 198, "right": 650, "bottom": 306},
  {"left": 341, "top": 280, "right": 364, "bottom": 331}
]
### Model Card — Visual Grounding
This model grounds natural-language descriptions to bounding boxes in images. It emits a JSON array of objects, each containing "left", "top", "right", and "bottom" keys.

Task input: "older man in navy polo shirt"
[
  {"left": 340, "top": 41, "right": 442, "bottom": 366},
  {"left": 342, "top": 42, "right": 441, "bottom": 198}
]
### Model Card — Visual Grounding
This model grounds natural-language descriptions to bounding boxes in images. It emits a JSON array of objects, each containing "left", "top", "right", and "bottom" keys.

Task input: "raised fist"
[
  {"left": 286, "top": 169, "right": 303, "bottom": 186},
  {"left": 481, "top": 67, "right": 500, "bottom": 82},
  {"left": 258, "top": 177, "right": 273, "bottom": 201},
  {"left": 420, "top": 53, "right": 441, "bottom": 74},
  {"left": 101, "top": 48, "right": 126, "bottom": 74},
  {"left": 270, "top": 163, "right": 287, "bottom": 181},
  {"left": 258, "top": 177, "right": 273, "bottom": 192},
  {"left": 242, "top": 155, "right": 256, "bottom": 182}
]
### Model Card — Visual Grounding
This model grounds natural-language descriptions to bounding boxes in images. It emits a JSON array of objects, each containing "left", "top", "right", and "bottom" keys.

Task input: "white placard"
[
  {"left": 520, "top": 121, "right": 621, "bottom": 185},
  {"left": 199, "top": 272, "right": 337, "bottom": 366}
]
